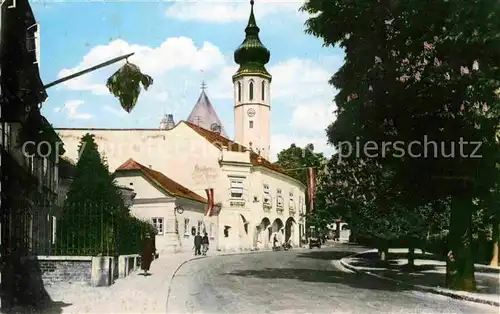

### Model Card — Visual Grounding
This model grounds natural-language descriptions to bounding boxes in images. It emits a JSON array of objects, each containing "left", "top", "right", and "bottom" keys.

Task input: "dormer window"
[
  {"left": 249, "top": 80, "right": 254, "bottom": 101},
  {"left": 237, "top": 82, "right": 242, "bottom": 102},
  {"left": 261, "top": 81, "right": 265, "bottom": 100}
]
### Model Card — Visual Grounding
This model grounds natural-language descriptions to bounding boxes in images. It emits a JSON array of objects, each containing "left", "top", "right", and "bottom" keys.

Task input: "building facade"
[
  {"left": 1, "top": 0, "right": 62, "bottom": 310},
  {"left": 55, "top": 1, "right": 307, "bottom": 252}
]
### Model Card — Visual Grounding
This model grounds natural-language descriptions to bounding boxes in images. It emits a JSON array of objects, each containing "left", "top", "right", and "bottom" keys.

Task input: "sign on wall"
[{"left": 191, "top": 164, "right": 218, "bottom": 185}]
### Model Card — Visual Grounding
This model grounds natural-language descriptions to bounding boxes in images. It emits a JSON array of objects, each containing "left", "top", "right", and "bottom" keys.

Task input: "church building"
[{"left": 56, "top": 1, "right": 307, "bottom": 253}]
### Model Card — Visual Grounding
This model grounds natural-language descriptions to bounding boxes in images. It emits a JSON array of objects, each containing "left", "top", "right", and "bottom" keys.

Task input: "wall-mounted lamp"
[{"left": 174, "top": 205, "right": 184, "bottom": 214}]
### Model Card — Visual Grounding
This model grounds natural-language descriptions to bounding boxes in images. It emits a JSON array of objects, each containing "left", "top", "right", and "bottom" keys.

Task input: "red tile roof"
[
  {"left": 115, "top": 158, "right": 207, "bottom": 204},
  {"left": 183, "top": 121, "right": 288, "bottom": 176}
]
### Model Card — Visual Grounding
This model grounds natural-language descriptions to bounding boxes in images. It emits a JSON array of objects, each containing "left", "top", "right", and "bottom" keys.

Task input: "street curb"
[
  {"left": 339, "top": 253, "right": 500, "bottom": 308},
  {"left": 165, "top": 247, "right": 307, "bottom": 311}
]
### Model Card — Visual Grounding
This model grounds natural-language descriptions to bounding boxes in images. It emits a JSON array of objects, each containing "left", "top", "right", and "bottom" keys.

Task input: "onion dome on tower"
[{"left": 233, "top": 0, "right": 271, "bottom": 80}]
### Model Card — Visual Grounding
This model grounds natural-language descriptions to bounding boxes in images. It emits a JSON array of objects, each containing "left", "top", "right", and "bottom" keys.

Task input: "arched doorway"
[
  {"left": 255, "top": 218, "right": 270, "bottom": 249},
  {"left": 270, "top": 218, "right": 284, "bottom": 244},
  {"left": 285, "top": 217, "right": 297, "bottom": 245}
]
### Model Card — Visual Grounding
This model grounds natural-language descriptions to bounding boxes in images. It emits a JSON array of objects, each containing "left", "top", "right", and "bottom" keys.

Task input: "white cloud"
[
  {"left": 290, "top": 103, "right": 336, "bottom": 133},
  {"left": 57, "top": 37, "right": 225, "bottom": 96},
  {"left": 56, "top": 100, "right": 93, "bottom": 120},
  {"left": 57, "top": 37, "right": 342, "bottom": 157},
  {"left": 165, "top": 0, "right": 304, "bottom": 23}
]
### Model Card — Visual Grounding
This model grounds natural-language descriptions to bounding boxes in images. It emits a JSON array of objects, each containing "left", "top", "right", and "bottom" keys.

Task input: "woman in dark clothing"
[{"left": 141, "top": 233, "right": 154, "bottom": 275}]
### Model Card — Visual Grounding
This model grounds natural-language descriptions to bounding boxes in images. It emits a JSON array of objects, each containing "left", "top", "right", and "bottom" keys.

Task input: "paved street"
[{"left": 167, "top": 244, "right": 498, "bottom": 314}]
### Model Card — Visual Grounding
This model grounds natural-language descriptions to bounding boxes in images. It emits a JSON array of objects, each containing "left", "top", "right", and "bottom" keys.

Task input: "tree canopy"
[{"left": 301, "top": 0, "right": 500, "bottom": 290}]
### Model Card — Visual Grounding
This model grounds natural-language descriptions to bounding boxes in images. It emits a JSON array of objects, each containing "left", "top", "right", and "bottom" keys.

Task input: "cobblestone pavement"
[{"left": 167, "top": 244, "right": 498, "bottom": 314}]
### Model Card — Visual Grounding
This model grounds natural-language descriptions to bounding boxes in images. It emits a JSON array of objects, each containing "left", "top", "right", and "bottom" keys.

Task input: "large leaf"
[{"left": 106, "top": 62, "right": 154, "bottom": 113}]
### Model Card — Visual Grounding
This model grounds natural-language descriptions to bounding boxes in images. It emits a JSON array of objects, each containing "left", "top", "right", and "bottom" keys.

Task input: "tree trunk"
[
  {"left": 408, "top": 246, "right": 415, "bottom": 269},
  {"left": 379, "top": 247, "right": 389, "bottom": 261},
  {"left": 445, "top": 196, "right": 476, "bottom": 291},
  {"left": 490, "top": 218, "right": 499, "bottom": 267}
]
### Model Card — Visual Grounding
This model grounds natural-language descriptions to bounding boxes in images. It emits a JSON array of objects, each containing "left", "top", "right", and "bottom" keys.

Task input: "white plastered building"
[{"left": 55, "top": 2, "right": 307, "bottom": 253}]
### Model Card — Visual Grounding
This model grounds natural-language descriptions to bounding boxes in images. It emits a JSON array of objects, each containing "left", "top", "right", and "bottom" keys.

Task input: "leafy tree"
[
  {"left": 275, "top": 143, "right": 325, "bottom": 184},
  {"left": 301, "top": 0, "right": 500, "bottom": 290},
  {"left": 275, "top": 144, "right": 329, "bottom": 230}
]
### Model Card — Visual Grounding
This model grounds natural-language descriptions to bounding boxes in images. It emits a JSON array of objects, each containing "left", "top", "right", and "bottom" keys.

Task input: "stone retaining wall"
[
  {"left": 36, "top": 256, "right": 92, "bottom": 285},
  {"left": 21, "top": 254, "right": 141, "bottom": 287}
]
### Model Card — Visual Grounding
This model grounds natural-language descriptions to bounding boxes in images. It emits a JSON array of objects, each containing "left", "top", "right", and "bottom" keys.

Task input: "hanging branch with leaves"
[{"left": 106, "top": 61, "right": 154, "bottom": 113}]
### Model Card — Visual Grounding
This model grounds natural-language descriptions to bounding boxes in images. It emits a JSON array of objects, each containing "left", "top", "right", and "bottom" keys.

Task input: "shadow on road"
[
  {"left": 1, "top": 255, "right": 72, "bottom": 313},
  {"left": 225, "top": 267, "right": 410, "bottom": 292},
  {"left": 296, "top": 250, "right": 356, "bottom": 261}
]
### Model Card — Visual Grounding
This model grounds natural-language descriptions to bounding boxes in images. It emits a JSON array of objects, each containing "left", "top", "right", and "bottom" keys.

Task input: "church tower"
[{"left": 233, "top": 0, "right": 271, "bottom": 159}]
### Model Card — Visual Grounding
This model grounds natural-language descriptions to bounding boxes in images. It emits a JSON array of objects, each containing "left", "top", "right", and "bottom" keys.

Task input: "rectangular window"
[
  {"left": 51, "top": 216, "right": 57, "bottom": 244},
  {"left": 263, "top": 184, "right": 270, "bottom": 194},
  {"left": 42, "top": 158, "right": 48, "bottom": 184},
  {"left": 26, "top": 213, "right": 33, "bottom": 251},
  {"left": 249, "top": 120, "right": 254, "bottom": 128},
  {"left": 262, "top": 184, "right": 271, "bottom": 206},
  {"left": 151, "top": 217, "right": 164, "bottom": 235},
  {"left": 210, "top": 222, "right": 215, "bottom": 238},
  {"left": 184, "top": 218, "right": 190, "bottom": 236},
  {"left": 230, "top": 179, "right": 244, "bottom": 199},
  {"left": 26, "top": 155, "right": 34, "bottom": 173},
  {"left": 1, "top": 123, "right": 11, "bottom": 150},
  {"left": 289, "top": 191, "right": 295, "bottom": 210},
  {"left": 26, "top": 31, "right": 36, "bottom": 52},
  {"left": 276, "top": 189, "right": 283, "bottom": 208},
  {"left": 175, "top": 219, "right": 179, "bottom": 234}
]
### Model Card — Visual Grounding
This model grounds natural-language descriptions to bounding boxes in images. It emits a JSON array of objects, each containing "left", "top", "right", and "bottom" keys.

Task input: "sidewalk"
[
  {"left": 44, "top": 247, "right": 304, "bottom": 313},
  {"left": 340, "top": 248, "right": 500, "bottom": 307}
]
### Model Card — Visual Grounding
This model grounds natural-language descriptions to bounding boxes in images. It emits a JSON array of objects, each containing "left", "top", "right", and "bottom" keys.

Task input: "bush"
[{"left": 117, "top": 216, "right": 156, "bottom": 255}]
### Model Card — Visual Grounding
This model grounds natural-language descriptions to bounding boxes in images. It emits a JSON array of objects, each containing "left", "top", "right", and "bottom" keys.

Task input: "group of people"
[
  {"left": 194, "top": 232, "right": 210, "bottom": 256},
  {"left": 140, "top": 231, "right": 211, "bottom": 276}
]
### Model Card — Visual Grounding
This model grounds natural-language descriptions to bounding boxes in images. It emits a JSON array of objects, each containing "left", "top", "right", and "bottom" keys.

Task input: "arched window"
[
  {"left": 261, "top": 81, "right": 265, "bottom": 100},
  {"left": 249, "top": 80, "right": 254, "bottom": 101},
  {"left": 237, "top": 82, "right": 242, "bottom": 102}
]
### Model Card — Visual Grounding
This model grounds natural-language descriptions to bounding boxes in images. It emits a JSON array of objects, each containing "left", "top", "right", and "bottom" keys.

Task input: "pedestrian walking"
[
  {"left": 273, "top": 234, "right": 278, "bottom": 250},
  {"left": 141, "top": 232, "right": 154, "bottom": 275},
  {"left": 194, "top": 232, "right": 202, "bottom": 256},
  {"left": 202, "top": 232, "right": 209, "bottom": 255}
]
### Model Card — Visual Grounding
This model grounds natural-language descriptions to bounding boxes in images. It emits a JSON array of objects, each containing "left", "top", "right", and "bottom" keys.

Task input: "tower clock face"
[{"left": 247, "top": 108, "right": 256, "bottom": 117}]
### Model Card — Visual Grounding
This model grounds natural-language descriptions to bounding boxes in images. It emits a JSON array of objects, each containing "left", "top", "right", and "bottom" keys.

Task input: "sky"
[{"left": 32, "top": 0, "right": 344, "bottom": 161}]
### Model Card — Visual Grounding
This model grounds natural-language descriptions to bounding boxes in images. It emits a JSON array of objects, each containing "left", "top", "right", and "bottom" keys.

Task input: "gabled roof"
[
  {"left": 182, "top": 121, "right": 292, "bottom": 179},
  {"left": 186, "top": 90, "right": 227, "bottom": 136},
  {"left": 115, "top": 158, "right": 207, "bottom": 204}
]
